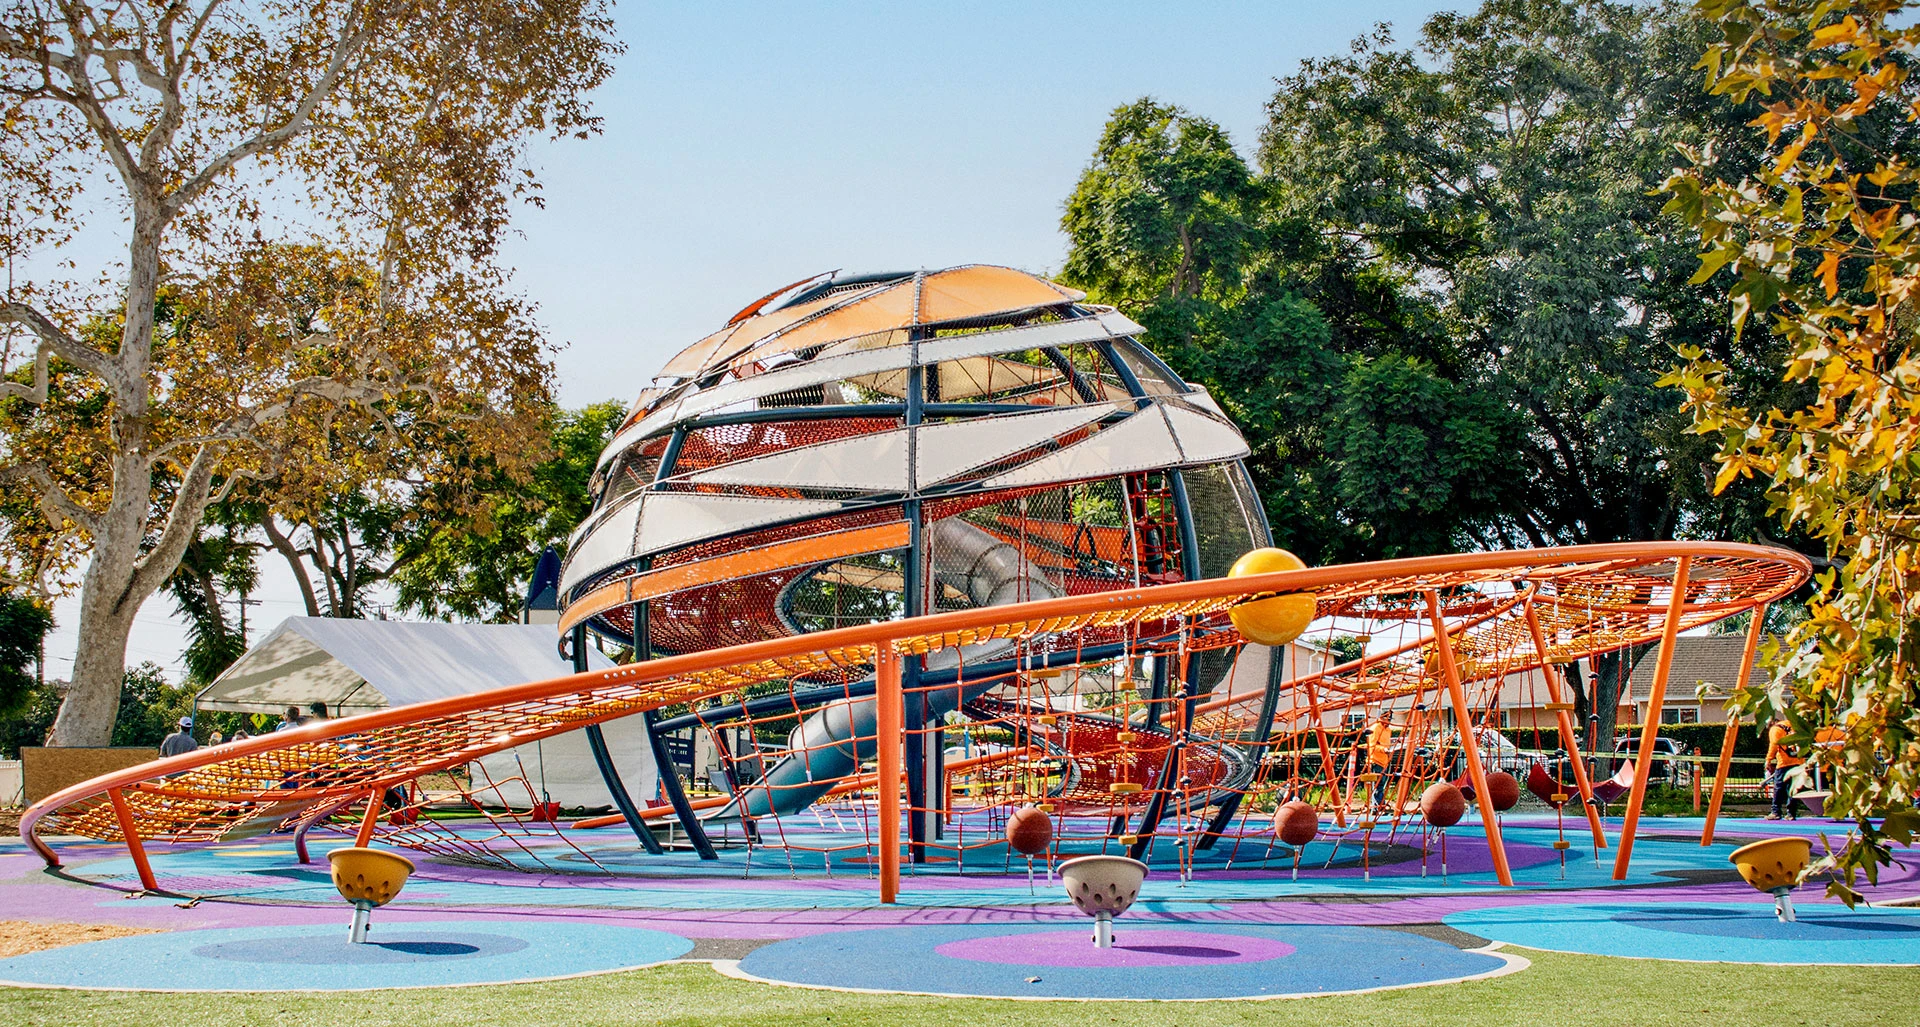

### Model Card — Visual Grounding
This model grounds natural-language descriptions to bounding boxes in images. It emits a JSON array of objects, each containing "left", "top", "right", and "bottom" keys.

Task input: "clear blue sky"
[
  {"left": 50, "top": 1, "right": 1469, "bottom": 680},
  {"left": 506, "top": 1, "right": 1464, "bottom": 408}
]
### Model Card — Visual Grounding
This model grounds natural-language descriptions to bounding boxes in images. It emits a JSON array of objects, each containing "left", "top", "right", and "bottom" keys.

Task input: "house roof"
[{"left": 1628, "top": 634, "right": 1781, "bottom": 703}]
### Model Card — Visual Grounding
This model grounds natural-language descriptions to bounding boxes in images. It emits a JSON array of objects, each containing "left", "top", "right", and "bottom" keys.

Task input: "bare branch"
[
  {"left": 1, "top": 300, "right": 112, "bottom": 378},
  {"left": 42, "top": 6, "right": 148, "bottom": 198},
  {"left": 145, "top": 372, "right": 413, "bottom": 465},
  {"left": 137, "top": 1, "right": 228, "bottom": 171},
  {"left": 164, "top": 4, "right": 374, "bottom": 215},
  {"left": 0, "top": 343, "right": 48, "bottom": 403},
  {"left": 126, "top": 440, "right": 221, "bottom": 603},
  {"left": 0, "top": 459, "right": 103, "bottom": 538},
  {"left": 259, "top": 512, "right": 321, "bottom": 617}
]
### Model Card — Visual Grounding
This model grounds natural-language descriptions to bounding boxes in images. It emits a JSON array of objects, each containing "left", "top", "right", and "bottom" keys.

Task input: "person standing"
[
  {"left": 307, "top": 701, "right": 331, "bottom": 724},
  {"left": 1367, "top": 712, "right": 1395, "bottom": 810},
  {"left": 1766, "top": 715, "right": 1803, "bottom": 820},
  {"left": 160, "top": 716, "right": 198, "bottom": 758},
  {"left": 275, "top": 705, "right": 304, "bottom": 731}
]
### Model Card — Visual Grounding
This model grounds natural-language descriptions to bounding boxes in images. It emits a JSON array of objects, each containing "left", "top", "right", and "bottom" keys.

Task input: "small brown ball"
[
  {"left": 1273, "top": 799, "right": 1319, "bottom": 846},
  {"left": 1420, "top": 782, "right": 1466, "bottom": 827},
  {"left": 1485, "top": 770, "right": 1521, "bottom": 812},
  {"left": 1006, "top": 805, "right": 1053, "bottom": 856}
]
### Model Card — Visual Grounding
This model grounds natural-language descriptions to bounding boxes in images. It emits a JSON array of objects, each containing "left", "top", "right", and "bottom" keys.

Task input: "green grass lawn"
[{"left": 3, "top": 949, "right": 1912, "bottom": 1027}]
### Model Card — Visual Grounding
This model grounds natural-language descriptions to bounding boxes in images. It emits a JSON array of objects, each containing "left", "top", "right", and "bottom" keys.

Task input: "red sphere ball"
[
  {"left": 1273, "top": 799, "right": 1319, "bottom": 847},
  {"left": 1485, "top": 770, "right": 1521, "bottom": 812},
  {"left": 1420, "top": 782, "right": 1466, "bottom": 827},
  {"left": 1005, "top": 805, "right": 1053, "bottom": 856}
]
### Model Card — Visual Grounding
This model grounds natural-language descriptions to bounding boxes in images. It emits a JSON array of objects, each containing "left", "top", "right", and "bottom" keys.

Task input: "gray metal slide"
[{"left": 708, "top": 519, "right": 1062, "bottom": 822}]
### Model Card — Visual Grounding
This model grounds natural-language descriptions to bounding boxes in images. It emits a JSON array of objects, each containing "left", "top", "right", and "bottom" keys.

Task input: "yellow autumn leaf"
[
  {"left": 1819, "top": 250, "right": 1842, "bottom": 297},
  {"left": 1810, "top": 17, "right": 1861, "bottom": 50}
]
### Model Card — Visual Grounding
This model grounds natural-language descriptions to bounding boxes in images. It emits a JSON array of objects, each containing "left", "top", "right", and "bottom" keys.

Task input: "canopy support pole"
[
  {"left": 1704, "top": 602, "right": 1767, "bottom": 845},
  {"left": 107, "top": 788, "right": 158, "bottom": 892},
  {"left": 1615, "top": 556, "right": 1691, "bottom": 879}
]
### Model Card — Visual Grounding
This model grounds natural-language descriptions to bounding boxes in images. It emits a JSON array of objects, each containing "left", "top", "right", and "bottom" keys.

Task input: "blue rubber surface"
[
  {"left": 0, "top": 920, "right": 693, "bottom": 990},
  {"left": 735, "top": 922, "right": 1510, "bottom": 999},
  {"left": 1445, "top": 902, "right": 1920, "bottom": 964},
  {"left": 51, "top": 819, "right": 1757, "bottom": 912}
]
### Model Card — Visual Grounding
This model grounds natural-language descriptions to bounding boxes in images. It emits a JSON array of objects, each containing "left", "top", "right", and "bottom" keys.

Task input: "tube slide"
[{"left": 708, "top": 518, "right": 1063, "bottom": 821}]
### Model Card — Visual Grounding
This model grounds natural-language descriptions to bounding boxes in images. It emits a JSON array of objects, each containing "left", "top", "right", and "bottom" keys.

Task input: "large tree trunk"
[
  {"left": 46, "top": 204, "right": 188, "bottom": 746},
  {"left": 47, "top": 530, "right": 143, "bottom": 746}
]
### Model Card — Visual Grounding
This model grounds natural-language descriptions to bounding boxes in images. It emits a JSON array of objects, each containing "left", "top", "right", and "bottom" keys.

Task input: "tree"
[
  {"left": 0, "top": 2, "right": 618, "bottom": 744},
  {"left": 165, "top": 509, "right": 255, "bottom": 686},
  {"left": 1059, "top": 100, "right": 1526, "bottom": 568},
  {"left": 392, "top": 400, "right": 623, "bottom": 623},
  {"left": 0, "top": 587, "right": 50, "bottom": 721},
  {"left": 1662, "top": 0, "right": 1920, "bottom": 899},
  {"left": 110, "top": 660, "right": 190, "bottom": 746},
  {"left": 1254, "top": 0, "right": 1808, "bottom": 743},
  {"left": 1063, "top": 98, "right": 1264, "bottom": 305}
]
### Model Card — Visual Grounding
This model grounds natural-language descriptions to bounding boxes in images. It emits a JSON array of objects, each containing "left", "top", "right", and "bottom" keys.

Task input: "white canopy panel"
[{"left": 197, "top": 617, "right": 612, "bottom": 714}]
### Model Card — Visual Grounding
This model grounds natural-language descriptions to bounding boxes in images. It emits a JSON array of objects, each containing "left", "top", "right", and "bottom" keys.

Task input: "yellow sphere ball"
[{"left": 1227, "top": 548, "right": 1317, "bottom": 646}]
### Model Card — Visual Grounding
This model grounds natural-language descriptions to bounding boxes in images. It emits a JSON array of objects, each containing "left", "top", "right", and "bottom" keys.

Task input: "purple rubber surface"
[{"left": 934, "top": 928, "right": 1295, "bottom": 967}]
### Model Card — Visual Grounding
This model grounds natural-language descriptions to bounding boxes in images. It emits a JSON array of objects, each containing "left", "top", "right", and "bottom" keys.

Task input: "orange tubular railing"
[{"left": 20, "top": 541, "right": 1810, "bottom": 902}]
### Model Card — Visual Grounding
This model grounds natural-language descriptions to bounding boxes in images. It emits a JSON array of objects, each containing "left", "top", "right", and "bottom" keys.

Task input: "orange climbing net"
[{"left": 22, "top": 541, "right": 1807, "bottom": 898}]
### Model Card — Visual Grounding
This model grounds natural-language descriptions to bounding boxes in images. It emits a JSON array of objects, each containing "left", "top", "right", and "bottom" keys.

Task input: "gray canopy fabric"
[{"left": 196, "top": 617, "right": 612, "bottom": 714}]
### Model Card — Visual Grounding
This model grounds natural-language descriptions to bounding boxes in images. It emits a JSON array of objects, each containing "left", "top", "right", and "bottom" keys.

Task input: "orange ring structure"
[{"left": 21, "top": 541, "right": 1807, "bottom": 900}]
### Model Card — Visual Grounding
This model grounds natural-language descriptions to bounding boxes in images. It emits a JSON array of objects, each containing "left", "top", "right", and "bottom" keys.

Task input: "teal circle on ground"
[
  {"left": 1444, "top": 901, "right": 1920, "bottom": 964},
  {"left": 0, "top": 920, "right": 693, "bottom": 990}
]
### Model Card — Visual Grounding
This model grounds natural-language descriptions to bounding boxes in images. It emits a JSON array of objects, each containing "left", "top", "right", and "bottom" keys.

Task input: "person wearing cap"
[{"left": 160, "top": 716, "right": 198, "bottom": 757}]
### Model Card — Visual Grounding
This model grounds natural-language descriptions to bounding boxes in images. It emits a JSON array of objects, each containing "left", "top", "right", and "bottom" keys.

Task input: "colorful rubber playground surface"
[{"left": 4, "top": 812, "right": 1915, "bottom": 1001}]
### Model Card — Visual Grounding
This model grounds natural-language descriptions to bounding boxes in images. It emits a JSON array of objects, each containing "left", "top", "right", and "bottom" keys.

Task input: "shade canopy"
[{"left": 196, "top": 617, "right": 610, "bottom": 715}]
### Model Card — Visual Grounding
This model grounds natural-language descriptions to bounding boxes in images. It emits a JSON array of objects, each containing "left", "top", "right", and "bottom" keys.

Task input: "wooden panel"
[{"left": 22, "top": 747, "right": 160, "bottom": 805}]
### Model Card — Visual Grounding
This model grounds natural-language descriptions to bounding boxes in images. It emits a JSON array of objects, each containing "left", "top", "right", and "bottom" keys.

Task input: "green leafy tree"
[
  {"left": 392, "top": 400, "right": 623, "bottom": 622},
  {"left": 1661, "top": 0, "right": 1920, "bottom": 899},
  {"left": 1253, "top": 0, "right": 1807, "bottom": 743},
  {"left": 1060, "top": 100, "right": 1525, "bottom": 570},
  {"left": 110, "top": 661, "right": 193, "bottom": 748},
  {"left": 1063, "top": 98, "right": 1265, "bottom": 304},
  {"left": 0, "top": 588, "right": 51, "bottom": 727},
  {"left": 166, "top": 514, "right": 257, "bottom": 687}
]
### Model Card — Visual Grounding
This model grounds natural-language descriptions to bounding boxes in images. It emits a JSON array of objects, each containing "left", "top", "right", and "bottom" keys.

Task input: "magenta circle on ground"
[{"left": 933, "top": 928, "right": 1296, "bottom": 967}]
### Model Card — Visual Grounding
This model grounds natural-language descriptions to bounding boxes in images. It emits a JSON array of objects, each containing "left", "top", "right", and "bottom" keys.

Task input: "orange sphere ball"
[
  {"left": 1484, "top": 770, "right": 1521, "bottom": 812},
  {"left": 1227, "top": 548, "right": 1317, "bottom": 647},
  {"left": 1005, "top": 805, "right": 1053, "bottom": 856},
  {"left": 1273, "top": 799, "right": 1320, "bottom": 847},
  {"left": 1420, "top": 782, "right": 1466, "bottom": 828}
]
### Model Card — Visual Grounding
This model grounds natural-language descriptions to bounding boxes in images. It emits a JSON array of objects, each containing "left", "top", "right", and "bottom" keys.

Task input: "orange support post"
[
  {"left": 1692, "top": 748, "right": 1702, "bottom": 811},
  {"left": 1704, "top": 601, "right": 1767, "bottom": 845},
  {"left": 1389, "top": 697, "right": 1429, "bottom": 816},
  {"left": 1303, "top": 677, "right": 1344, "bottom": 827},
  {"left": 1522, "top": 601, "right": 1608, "bottom": 850},
  {"left": 875, "top": 645, "right": 904, "bottom": 904},
  {"left": 107, "top": 788, "right": 158, "bottom": 893},
  {"left": 1703, "top": 718, "right": 1741, "bottom": 845},
  {"left": 356, "top": 789, "right": 384, "bottom": 846},
  {"left": 1426, "top": 590, "right": 1514, "bottom": 886},
  {"left": 1614, "top": 555, "right": 1690, "bottom": 879}
]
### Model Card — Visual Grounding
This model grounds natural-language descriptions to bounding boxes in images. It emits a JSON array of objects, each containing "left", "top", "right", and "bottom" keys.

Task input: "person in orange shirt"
[
  {"left": 1766, "top": 716, "right": 1803, "bottom": 820},
  {"left": 1367, "top": 713, "right": 1395, "bottom": 810}
]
